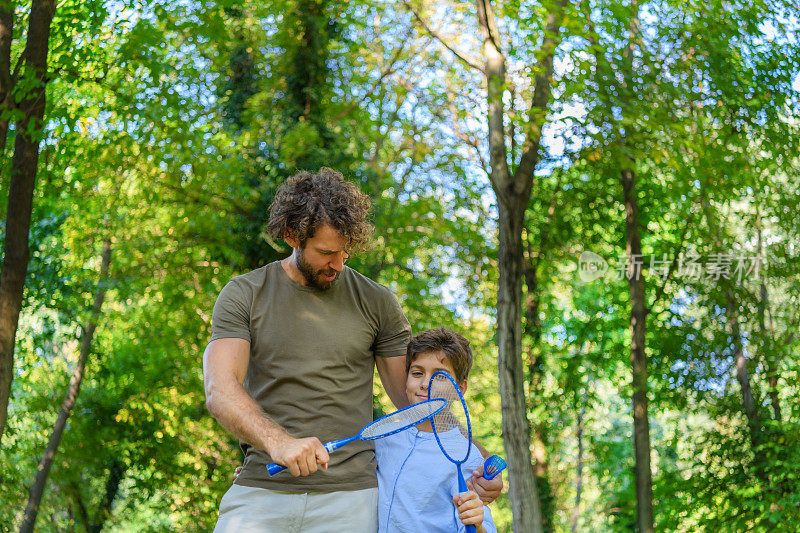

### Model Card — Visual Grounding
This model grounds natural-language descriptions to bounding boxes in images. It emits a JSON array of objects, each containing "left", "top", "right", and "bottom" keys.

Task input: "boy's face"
[{"left": 406, "top": 350, "right": 467, "bottom": 405}]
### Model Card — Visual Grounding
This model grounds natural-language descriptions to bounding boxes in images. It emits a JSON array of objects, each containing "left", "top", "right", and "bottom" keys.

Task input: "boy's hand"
[
  {"left": 453, "top": 490, "right": 485, "bottom": 530},
  {"left": 467, "top": 464, "right": 503, "bottom": 504},
  {"left": 233, "top": 466, "right": 242, "bottom": 478}
]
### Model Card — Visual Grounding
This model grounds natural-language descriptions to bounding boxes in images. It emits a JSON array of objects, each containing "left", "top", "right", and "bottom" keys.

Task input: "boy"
[{"left": 375, "top": 327, "right": 497, "bottom": 533}]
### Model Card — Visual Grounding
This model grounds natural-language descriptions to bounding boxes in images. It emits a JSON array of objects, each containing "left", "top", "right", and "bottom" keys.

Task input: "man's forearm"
[
  {"left": 206, "top": 380, "right": 287, "bottom": 453},
  {"left": 472, "top": 438, "right": 490, "bottom": 459}
]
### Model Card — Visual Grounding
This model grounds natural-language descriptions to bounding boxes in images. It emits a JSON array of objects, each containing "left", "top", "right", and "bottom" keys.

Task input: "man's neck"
[{"left": 280, "top": 255, "right": 307, "bottom": 286}]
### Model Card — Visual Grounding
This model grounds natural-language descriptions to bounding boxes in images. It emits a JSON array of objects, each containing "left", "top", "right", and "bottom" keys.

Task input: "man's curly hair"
[{"left": 267, "top": 168, "right": 373, "bottom": 252}]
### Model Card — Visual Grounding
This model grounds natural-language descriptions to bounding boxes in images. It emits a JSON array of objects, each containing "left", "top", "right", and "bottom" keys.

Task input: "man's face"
[
  {"left": 293, "top": 224, "right": 349, "bottom": 290},
  {"left": 405, "top": 350, "right": 465, "bottom": 406}
]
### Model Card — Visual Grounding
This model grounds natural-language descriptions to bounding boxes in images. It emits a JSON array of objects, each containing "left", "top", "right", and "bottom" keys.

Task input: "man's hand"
[
  {"left": 268, "top": 434, "right": 330, "bottom": 477},
  {"left": 467, "top": 464, "right": 503, "bottom": 504},
  {"left": 453, "top": 491, "right": 486, "bottom": 533}
]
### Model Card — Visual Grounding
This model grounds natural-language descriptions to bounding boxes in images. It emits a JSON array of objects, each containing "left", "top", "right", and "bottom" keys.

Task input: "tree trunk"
[
  {"left": 700, "top": 198, "right": 767, "bottom": 459},
  {"left": 570, "top": 396, "right": 585, "bottom": 533},
  {"left": 70, "top": 481, "right": 91, "bottom": 533},
  {"left": 620, "top": 168, "right": 654, "bottom": 533},
  {"left": 19, "top": 239, "right": 112, "bottom": 533},
  {"left": 88, "top": 459, "right": 126, "bottom": 533},
  {"left": 0, "top": 0, "right": 14, "bottom": 154},
  {"left": 0, "top": 0, "right": 57, "bottom": 443},
  {"left": 522, "top": 185, "right": 562, "bottom": 531},
  {"left": 725, "top": 288, "right": 762, "bottom": 451},
  {"left": 498, "top": 199, "right": 544, "bottom": 533},
  {"left": 755, "top": 209, "right": 781, "bottom": 421}
]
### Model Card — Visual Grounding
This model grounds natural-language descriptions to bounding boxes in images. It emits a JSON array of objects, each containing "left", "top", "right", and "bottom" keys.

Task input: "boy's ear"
[{"left": 459, "top": 379, "right": 468, "bottom": 394}]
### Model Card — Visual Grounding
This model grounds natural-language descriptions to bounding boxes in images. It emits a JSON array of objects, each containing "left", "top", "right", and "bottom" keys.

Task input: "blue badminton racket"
[
  {"left": 266, "top": 398, "right": 446, "bottom": 476},
  {"left": 428, "top": 370, "right": 477, "bottom": 533}
]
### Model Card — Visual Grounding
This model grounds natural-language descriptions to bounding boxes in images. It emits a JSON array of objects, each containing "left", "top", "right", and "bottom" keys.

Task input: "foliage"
[{"left": 0, "top": 0, "right": 798, "bottom": 531}]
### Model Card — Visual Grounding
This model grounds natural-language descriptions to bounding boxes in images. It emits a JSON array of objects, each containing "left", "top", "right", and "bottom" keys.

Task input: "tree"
[
  {"left": 474, "top": 1, "right": 567, "bottom": 530},
  {"left": 19, "top": 238, "right": 112, "bottom": 532},
  {"left": 0, "top": 0, "right": 56, "bottom": 443}
]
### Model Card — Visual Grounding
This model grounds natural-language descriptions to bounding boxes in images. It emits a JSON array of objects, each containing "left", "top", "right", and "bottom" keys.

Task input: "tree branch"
[
  {"left": 647, "top": 207, "right": 695, "bottom": 314},
  {"left": 402, "top": 0, "right": 483, "bottom": 72},
  {"left": 512, "top": 0, "right": 568, "bottom": 196},
  {"left": 476, "top": 0, "right": 511, "bottom": 202},
  {"left": 336, "top": 25, "right": 416, "bottom": 120}
]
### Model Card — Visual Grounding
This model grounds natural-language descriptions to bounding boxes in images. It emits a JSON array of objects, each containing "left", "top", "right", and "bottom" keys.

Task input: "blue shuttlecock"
[{"left": 483, "top": 455, "right": 507, "bottom": 480}]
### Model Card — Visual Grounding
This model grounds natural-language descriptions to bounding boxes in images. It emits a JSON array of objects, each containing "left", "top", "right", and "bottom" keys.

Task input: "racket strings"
[
  {"left": 360, "top": 399, "right": 444, "bottom": 439},
  {"left": 429, "top": 376, "right": 471, "bottom": 463}
]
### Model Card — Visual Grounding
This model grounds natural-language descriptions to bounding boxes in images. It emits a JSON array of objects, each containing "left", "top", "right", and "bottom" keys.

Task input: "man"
[{"left": 204, "top": 168, "right": 501, "bottom": 532}]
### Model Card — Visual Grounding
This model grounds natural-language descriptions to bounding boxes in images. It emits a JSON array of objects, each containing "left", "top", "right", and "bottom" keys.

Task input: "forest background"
[{"left": 1, "top": 0, "right": 799, "bottom": 531}]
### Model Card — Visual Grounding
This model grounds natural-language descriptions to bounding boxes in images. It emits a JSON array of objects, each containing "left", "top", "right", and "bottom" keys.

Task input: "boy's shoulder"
[{"left": 374, "top": 429, "right": 411, "bottom": 457}]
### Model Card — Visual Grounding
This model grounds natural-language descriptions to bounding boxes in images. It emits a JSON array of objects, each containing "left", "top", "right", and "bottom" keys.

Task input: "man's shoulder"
[
  {"left": 342, "top": 267, "right": 395, "bottom": 299},
  {"left": 217, "top": 263, "right": 280, "bottom": 307},
  {"left": 225, "top": 262, "right": 278, "bottom": 289}
]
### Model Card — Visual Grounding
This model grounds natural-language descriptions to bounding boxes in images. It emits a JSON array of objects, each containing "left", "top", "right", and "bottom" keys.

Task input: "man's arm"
[
  {"left": 203, "top": 338, "right": 329, "bottom": 477},
  {"left": 375, "top": 355, "right": 409, "bottom": 409}
]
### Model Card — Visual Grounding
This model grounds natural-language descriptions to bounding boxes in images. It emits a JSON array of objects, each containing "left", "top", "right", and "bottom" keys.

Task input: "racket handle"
[
  {"left": 324, "top": 436, "right": 357, "bottom": 453},
  {"left": 457, "top": 469, "right": 477, "bottom": 533},
  {"left": 266, "top": 462, "right": 287, "bottom": 476},
  {"left": 482, "top": 455, "right": 507, "bottom": 480},
  {"left": 266, "top": 436, "right": 358, "bottom": 476}
]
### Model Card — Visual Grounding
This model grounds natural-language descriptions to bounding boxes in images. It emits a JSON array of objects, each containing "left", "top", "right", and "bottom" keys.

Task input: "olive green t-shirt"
[{"left": 210, "top": 261, "right": 411, "bottom": 492}]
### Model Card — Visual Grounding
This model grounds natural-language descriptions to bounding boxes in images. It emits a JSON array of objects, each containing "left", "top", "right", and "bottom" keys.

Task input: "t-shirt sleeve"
[
  {"left": 210, "top": 279, "right": 251, "bottom": 343},
  {"left": 372, "top": 289, "right": 411, "bottom": 358}
]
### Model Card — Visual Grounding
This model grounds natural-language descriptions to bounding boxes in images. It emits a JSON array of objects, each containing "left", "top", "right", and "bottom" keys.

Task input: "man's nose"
[{"left": 330, "top": 252, "right": 345, "bottom": 271}]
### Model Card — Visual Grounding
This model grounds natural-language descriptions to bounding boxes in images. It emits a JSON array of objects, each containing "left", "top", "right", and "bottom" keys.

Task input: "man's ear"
[{"left": 284, "top": 230, "right": 299, "bottom": 249}]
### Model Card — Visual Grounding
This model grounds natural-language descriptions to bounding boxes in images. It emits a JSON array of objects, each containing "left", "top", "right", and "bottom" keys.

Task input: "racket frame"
[
  {"left": 266, "top": 397, "right": 446, "bottom": 476},
  {"left": 427, "top": 370, "right": 477, "bottom": 533}
]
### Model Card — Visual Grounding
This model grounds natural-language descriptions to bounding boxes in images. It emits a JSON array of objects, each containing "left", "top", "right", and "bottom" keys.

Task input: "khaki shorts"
[{"left": 213, "top": 484, "right": 378, "bottom": 533}]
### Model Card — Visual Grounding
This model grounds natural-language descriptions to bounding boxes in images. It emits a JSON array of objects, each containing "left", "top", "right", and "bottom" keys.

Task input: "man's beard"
[{"left": 295, "top": 248, "right": 339, "bottom": 290}]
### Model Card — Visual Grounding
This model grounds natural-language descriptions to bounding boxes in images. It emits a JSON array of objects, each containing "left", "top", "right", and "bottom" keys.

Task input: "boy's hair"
[
  {"left": 267, "top": 167, "right": 373, "bottom": 252},
  {"left": 406, "top": 327, "right": 473, "bottom": 382}
]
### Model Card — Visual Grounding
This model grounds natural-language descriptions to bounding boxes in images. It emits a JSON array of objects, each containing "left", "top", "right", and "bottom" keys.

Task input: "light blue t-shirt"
[{"left": 375, "top": 426, "right": 497, "bottom": 533}]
